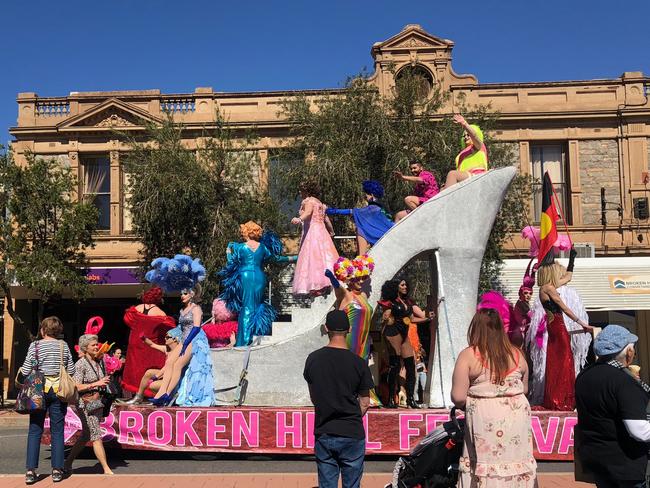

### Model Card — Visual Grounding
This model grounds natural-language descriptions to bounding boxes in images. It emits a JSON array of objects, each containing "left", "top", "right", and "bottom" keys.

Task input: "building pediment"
[
  {"left": 372, "top": 24, "right": 453, "bottom": 54},
  {"left": 370, "top": 24, "right": 478, "bottom": 90},
  {"left": 57, "top": 98, "right": 160, "bottom": 131}
]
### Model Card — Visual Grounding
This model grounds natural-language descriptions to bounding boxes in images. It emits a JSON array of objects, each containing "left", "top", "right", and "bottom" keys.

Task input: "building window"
[
  {"left": 530, "top": 144, "right": 570, "bottom": 224},
  {"left": 268, "top": 149, "right": 301, "bottom": 220},
  {"left": 81, "top": 155, "right": 111, "bottom": 231},
  {"left": 395, "top": 65, "right": 434, "bottom": 100}
]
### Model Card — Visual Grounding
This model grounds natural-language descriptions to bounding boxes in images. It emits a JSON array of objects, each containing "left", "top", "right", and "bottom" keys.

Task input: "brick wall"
[{"left": 579, "top": 140, "right": 620, "bottom": 225}]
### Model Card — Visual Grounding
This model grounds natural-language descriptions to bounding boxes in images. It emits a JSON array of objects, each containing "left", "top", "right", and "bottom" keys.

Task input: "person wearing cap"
[
  {"left": 575, "top": 324, "right": 650, "bottom": 488},
  {"left": 303, "top": 310, "right": 374, "bottom": 488}
]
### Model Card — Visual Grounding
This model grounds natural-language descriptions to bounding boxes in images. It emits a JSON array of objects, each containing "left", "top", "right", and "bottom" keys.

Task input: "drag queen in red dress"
[
  {"left": 535, "top": 259, "right": 592, "bottom": 410},
  {"left": 122, "top": 287, "right": 176, "bottom": 394}
]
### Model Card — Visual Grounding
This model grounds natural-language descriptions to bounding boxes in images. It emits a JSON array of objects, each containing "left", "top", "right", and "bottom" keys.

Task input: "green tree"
[
  {"left": 0, "top": 147, "right": 98, "bottom": 337},
  {"left": 123, "top": 114, "right": 284, "bottom": 298},
  {"left": 278, "top": 70, "right": 531, "bottom": 294}
]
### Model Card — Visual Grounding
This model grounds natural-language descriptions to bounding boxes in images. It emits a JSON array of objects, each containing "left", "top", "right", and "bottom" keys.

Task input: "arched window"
[{"left": 395, "top": 65, "right": 434, "bottom": 100}]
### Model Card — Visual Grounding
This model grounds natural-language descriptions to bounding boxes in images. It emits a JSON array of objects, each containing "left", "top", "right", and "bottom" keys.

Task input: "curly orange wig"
[{"left": 240, "top": 221, "right": 263, "bottom": 241}]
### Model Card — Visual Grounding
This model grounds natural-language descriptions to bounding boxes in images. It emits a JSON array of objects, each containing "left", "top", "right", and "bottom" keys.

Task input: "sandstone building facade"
[{"left": 3, "top": 25, "right": 650, "bottom": 394}]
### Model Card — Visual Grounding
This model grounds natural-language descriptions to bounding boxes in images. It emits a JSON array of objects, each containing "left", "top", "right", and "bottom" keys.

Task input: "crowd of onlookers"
[
  {"left": 306, "top": 307, "right": 650, "bottom": 488},
  {"left": 18, "top": 316, "right": 124, "bottom": 483},
  {"left": 16, "top": 312, "right": 650, "bottom": 488}
]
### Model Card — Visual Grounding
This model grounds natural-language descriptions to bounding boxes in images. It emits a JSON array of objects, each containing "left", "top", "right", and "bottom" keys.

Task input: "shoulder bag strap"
[
  {"left": 59, "top": 341, "right": 64, "bottom": 368},
  {"left": 34, "top": 340, "right": 41, "bottom": 372},
  {"left": 84, "top": 357, "right": 102, "bottom": 382}
]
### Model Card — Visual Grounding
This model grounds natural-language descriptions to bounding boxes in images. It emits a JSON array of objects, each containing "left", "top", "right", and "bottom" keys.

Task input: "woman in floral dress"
[{"left": 451, "top": 309, "right": 537, "bottom": 487}]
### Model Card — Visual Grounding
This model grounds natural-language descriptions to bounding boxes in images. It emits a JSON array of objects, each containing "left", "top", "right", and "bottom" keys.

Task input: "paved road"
[
  {"left": 0, "top": 426, "right": 571, "bottom": 476},
  {"left": 0, "top": 426, "right": 395, "bottom": 475}
]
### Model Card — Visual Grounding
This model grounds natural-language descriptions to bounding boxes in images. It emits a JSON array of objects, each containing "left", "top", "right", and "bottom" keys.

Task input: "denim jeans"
[
  {"left": 26, "top": 389, "right": 68, "bottom": 470},
  {"left": 314, "top": 434, "right": 365, "bottom": 488}
]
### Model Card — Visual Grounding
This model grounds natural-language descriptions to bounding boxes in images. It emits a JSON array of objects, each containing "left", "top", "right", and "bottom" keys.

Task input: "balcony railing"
[
  {"left": 161, "top": 97, "right": 196, "bottom": 113},
  {"left": 35, "top": 100, "right": 70, "bottom": 117}
]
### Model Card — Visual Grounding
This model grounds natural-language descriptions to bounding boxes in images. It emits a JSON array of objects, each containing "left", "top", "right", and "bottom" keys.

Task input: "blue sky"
[{"left": 2, "top": 0, "right": 649, "bottom": 143}]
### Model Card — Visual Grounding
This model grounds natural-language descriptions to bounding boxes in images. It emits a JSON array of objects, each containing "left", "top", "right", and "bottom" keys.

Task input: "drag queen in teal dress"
[{"left": 219, "top": 221, "right": 296, "bottom": 347}]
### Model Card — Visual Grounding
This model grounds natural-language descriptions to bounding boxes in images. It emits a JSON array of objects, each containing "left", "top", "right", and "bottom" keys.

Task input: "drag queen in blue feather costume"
[
  {"left": 219, "top": 221, "right": 296, "bottom": 347},
  {"left": 326, "top": 180, "right": 394, "bottom": 255},
  {"left": 145, "top": 254, "right": 215, "bottom": 407}
]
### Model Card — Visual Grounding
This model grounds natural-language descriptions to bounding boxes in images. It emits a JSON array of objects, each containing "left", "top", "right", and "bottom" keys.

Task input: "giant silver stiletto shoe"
[{"left": 212, "top": 168, "right": 517, "bottom": 408}]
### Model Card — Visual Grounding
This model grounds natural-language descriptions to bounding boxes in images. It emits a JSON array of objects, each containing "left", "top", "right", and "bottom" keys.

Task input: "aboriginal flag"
[{"left": 537, "top": 172, "right": 559, "bottom": 265}]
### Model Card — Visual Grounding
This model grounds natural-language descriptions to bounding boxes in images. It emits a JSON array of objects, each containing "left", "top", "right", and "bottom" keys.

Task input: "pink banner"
[{"left": 44, "top": 406, "right": 576, "bottom": 460}]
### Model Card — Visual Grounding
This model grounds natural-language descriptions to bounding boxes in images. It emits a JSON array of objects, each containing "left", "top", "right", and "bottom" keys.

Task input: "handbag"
[
  {"left": 100, "top": 362, "right": 117, "bottom": 418},
  {"left": 56, "top": 341, "right": 78, "bottom": 404},
  {"left": 81, "top": 357, "right": 115, "bottom": 417},
  {"left": 14, "top": 341, "right": 46, "bottom": 415}
]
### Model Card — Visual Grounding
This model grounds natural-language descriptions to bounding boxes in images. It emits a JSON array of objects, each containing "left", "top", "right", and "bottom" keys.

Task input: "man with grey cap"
[
  {"left": 575, "top": 324, "right": 650, "bottom": 488},
  {"left": 303, "top": 309, "right": 374, "bottom": 488}
]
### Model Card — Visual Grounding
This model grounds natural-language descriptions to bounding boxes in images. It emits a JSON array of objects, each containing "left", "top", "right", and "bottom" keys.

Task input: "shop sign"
[
  {"left": 84, "top": 267, "right": 140, "bottom": 285},
  {"left": 609, "top": 275, "right": 650, "bottom": 294}
]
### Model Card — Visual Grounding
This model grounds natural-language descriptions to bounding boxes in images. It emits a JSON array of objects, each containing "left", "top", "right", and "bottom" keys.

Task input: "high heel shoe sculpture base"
[{"left": 211, "top": 168, "right": 516, "bottom": 408}]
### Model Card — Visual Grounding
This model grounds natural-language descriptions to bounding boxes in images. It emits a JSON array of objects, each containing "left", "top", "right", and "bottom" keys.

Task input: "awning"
[{"left": 501, "top": 257, "right": 650, "bottom": 311}]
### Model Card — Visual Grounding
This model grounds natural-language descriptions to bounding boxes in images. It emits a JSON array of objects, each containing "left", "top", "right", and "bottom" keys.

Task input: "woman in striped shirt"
[{"left": 20, "top": 316, "right": 75, "bottom": 484}]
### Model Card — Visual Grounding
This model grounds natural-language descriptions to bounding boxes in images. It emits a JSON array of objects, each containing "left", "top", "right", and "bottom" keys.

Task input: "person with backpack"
[{"left": 19, "top": 316, "right": 75, "bottom": 484}]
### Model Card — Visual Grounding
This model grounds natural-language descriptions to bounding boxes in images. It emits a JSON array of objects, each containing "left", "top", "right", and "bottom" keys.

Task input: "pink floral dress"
[{"left": 458, "top": 350, "right": 537, "bottom": 488}]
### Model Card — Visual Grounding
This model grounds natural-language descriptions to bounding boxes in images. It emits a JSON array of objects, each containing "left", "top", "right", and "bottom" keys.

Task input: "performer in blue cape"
[
  {"left": 219, "top": 221, "right": 296, "bottom": 347},
  {"left": 326, "top": 180, "right": 394, "bottom": 254}
]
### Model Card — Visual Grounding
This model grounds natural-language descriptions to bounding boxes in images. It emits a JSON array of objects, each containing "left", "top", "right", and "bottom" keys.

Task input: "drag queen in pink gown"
[{"left": 291, "top": 181, "right": 339, "bottom": 295}]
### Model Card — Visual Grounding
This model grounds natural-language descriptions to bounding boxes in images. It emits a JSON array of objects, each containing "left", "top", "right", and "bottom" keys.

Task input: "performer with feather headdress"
[{"left": 146, "top": 254, "right": 214, "bottom": 407}]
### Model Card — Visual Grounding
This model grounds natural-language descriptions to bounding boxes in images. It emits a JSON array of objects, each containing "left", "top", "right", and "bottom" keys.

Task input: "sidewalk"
[
  {"left": 0, "top": 405, "right": 28, "bottom": 428},
  {"left": 0, "top": 473, "right": 592, "bottom": 488}
]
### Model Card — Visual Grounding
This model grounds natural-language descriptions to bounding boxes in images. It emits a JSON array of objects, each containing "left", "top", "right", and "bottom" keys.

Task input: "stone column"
[
  {"left": 110, "top": 146, "right": 120, "bottom": 236},
  {"left": 68, "top": 147, "right": 79, "bottom": 200}
]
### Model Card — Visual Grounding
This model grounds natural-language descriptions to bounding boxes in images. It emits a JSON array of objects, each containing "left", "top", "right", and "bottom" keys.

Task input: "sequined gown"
[
  {"left": 175, "top": 306, "right": 215, "bottom": 407},
  {"left": 292, "top": 197, "right": 339, "bottom": 295},
  {"left": 226, "top": 242, "right": 290, "bottom": 347},
  {"left": 541, "top": 299, "right": 575, "bottom": 411},
  {"left": 342, "top": 293, "right": 381, "bottom": 406}
]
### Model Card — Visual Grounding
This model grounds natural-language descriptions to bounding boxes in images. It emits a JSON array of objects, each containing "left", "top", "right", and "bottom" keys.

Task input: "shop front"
[{"left": 502, "top": 257, "right": 650, "bottom": 382}]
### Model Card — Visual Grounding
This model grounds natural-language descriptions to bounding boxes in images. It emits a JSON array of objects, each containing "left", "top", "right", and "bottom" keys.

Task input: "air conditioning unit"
[{"left": 558, "top": 243, "right": 595, "bottom": 259}]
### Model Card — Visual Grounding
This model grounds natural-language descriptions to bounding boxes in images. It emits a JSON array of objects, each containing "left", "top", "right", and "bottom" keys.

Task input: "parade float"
[{"left": 45, "top": 167, "right": 580, "bottom": 460}]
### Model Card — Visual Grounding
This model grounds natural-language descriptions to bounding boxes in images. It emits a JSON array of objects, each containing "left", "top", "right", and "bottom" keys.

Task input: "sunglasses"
[
  {"left": 180, "top": 291, "right": 190, "bottom": 296},
  {"left": 165, "top": 335, "right": 172, "bottom": 340}
]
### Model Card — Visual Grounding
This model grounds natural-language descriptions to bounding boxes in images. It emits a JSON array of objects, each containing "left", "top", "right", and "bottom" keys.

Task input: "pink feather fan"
[
  {"left": 477, "top": 291, "right": 513, "bottom": 332},
  {"left": 521, "top": 226, "right": 572, "bottom": 258}
]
